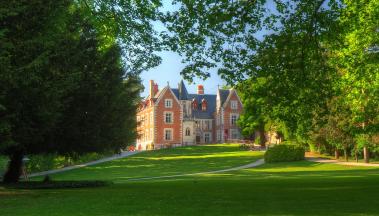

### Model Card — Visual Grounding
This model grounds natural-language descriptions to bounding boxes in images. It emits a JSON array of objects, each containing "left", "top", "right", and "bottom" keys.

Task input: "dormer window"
[
  {"left": 192, "top": 98, "right": 198, "bottom": 110},
  {"left": 201, "top": 98, "right": 207, "bottom": 111}
]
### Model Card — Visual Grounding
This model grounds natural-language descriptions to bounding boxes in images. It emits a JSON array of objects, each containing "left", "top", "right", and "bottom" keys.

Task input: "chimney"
[
  {"left": 153, "top": 83, "right": 158, "bottom": 95},
  {"left": 197, "top": 85, "right": 204, "bottom": 95},
  {"left": 149, "top": 80, "right": 155, "bottom": 98}
]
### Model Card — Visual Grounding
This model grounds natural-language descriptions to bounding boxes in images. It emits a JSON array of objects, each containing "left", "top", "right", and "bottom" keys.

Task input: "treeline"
[
  {"left": 0, "top": 1, "right": 154, "bottom": 182},
  {"left": 161, "top": 0, "right": 379, "bottom": 161}
]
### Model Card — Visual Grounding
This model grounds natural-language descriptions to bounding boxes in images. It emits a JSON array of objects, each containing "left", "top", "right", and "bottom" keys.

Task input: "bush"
[
  {"left": 239, "top": 143, "right": 252, "bottom": 150},
  {"left": 264, "top": 144, "right": 305, "bottom": 163},
  {"left": 25, "top": 152, "right": 113, "bottom": 173}
]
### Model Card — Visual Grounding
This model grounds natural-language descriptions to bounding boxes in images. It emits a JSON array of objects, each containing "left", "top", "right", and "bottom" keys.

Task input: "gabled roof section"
[
  {"left": 154, "top": 86, "right": 181, "bottom": 106},
  {"left": 218, "top": 89, "right": 230, "bottom": 106},
  {"left": 222, "top": 89, "right": 243, "bottom": 108}
]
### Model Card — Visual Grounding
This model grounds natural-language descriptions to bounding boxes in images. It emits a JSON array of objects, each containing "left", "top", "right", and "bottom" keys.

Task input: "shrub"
[
  {"left": 239, "top": 144, "right": 252, "bottom": 150},
  {"left": 25, "top": 152, "right": 113, "bottom": 173},
  {"left": 264, "top": 144, "right": 305, "bottom": 163}
]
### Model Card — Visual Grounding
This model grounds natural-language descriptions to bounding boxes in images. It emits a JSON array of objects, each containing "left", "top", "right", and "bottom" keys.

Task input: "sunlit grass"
[
  {"left": 2, "top": 145, "right": 379, "bottom": 215},
  {"left": 34, "top": 144, "right": 263, "bottom": 181}
]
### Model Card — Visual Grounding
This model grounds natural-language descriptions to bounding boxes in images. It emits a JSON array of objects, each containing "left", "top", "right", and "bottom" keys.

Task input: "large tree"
[
  {"left": 331, "top": 0, "right": 379, "bottom": 163},
  {"left": 164, "top": 0, "right": 340, "bottom": 143},
  {"left": 0, "top": 0, "right": 157, "bottom": 182}
]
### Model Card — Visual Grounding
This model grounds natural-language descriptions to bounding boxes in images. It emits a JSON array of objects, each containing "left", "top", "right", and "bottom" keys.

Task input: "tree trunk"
[
  {"left": 335, "top": 149, "right": 339, "bottom": 160},
  {"left": 363, "top": 146, "right": 370, "bottom": 163},
  {"left": 2, "top": 149, "right": 24, "bottom": 183},
  {"left": 355, "top": 151, "right": 358, "bottom": 163},
  {"left": 344, "top": 148, "right": 348, "bottom": 162},
  {"left": 258, "top": 124, "right": 266, "bottom": 147}
]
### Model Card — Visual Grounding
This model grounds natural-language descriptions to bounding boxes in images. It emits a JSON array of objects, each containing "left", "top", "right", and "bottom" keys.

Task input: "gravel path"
[
  {"left": 28, "top": 151, "right": 140, "bottom": 178},
  {"left": 307, "top": 158, "right": 379, "bottom": 167}
]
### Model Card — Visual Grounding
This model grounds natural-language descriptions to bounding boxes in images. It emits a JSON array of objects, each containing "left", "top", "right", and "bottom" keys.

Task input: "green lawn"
[
  {"left": 41, "top": 144, "right": 263, "bottom": 182},
  {"left": 1, "top": 144, "right": 379, "bottom": 216}
]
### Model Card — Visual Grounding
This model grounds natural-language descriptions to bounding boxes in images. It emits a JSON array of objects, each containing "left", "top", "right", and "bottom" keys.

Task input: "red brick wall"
[
  {"left": 155, "top": 88, "right": 182, "bottom": 144},
  {"left": 136, "top": 104, "right": 154, "bottom": 149},
  {"left": 223, "top": 91, "right": 243, "bottom": 139}
]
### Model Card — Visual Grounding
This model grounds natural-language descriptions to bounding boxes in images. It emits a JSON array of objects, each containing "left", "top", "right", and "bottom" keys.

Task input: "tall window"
[
  {"left": 204, "top": 133, "right": 211, "bottom": 143},
  {"left": 165, "top": 99, "right": 173, "bottom": 108},
  {"left": 231, "top": 114, "right": 238, "bottom": 126},
  {"left": 165, "top": 112, "right": 173, "bottom": 123},
  {"left": 204, "top": 120, "right": 211, "bottom": 130},
  {"left": 185, "top": 127, "right": 191, "bottom": 136},
  {"left": 217, "top": 131, "right": 222, "bottom": 141},
  {"left": 164, "top": 129, "right": 173, "bottom": 140},
  {"left": 150, "top": 112, "right": 153, "bottom": 124},
  {"left": 231, "top": 100, "right": 238, "bottom": 109},
  {"left": 231, "top": 129, "right": 239, "bottom": 139}
]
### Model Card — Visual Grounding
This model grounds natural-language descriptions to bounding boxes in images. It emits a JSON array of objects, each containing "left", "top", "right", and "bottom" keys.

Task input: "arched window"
[{"left": 185, "top": 127, "right": 191, "bottom": 136}]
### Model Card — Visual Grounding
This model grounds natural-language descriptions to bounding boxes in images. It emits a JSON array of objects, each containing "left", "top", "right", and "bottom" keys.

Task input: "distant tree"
[
  {"left": 331, "top": 0, "right": 379, "bottom": 163},
  {"left": 323, "top": 98, "right": 354, "bottom": 161}
]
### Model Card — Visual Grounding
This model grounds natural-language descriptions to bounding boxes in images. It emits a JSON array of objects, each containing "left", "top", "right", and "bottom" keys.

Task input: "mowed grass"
[
  {"left": 1, "top": 144, "right": 379, "bottom": 216},
  {"left": 35, "top": 144, "right": 264, "bottom": 181}
]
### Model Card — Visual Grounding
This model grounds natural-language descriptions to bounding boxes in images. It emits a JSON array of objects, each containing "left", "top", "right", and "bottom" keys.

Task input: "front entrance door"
[
  {"left": 204, "top": 133, "right": 211, "bottom": 143},
  {"left": 196, "top": 136, "right": 201, "bottom": 143}
]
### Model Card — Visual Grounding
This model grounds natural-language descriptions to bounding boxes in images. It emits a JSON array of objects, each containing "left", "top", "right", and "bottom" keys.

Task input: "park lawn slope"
[
  {"left": 1, "top": 160, "right": 379, "bottom": 215},
  {"left": 39, "top": 144, "right": 264, "bottom": 182}
]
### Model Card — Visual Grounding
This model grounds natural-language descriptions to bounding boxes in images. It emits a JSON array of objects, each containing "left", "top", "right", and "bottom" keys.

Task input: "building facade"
[{"left": 136, "top": 80, "right": 243, "bottom": 150}]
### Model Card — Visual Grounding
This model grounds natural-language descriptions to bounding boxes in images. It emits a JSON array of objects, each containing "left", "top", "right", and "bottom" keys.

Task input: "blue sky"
[
  {"left": 139, "top": 1, "right": 227, "bottom": 97},
  {"left": 139, "top": 0, "right": 277, "bottom": 97},
  {"left": 140, "top": 51, "right": 226, "bottom": 97}
]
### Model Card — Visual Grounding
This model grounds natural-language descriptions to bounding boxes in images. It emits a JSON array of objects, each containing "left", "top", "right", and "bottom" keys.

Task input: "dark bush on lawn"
[{"left": 264, "top": 144, "right": 305, "bottom": 163}]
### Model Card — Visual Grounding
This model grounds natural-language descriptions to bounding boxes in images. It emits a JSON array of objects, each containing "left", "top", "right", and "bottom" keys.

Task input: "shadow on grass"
[{"left": 1, "top": 180, "right": 112, "bottom": 189}]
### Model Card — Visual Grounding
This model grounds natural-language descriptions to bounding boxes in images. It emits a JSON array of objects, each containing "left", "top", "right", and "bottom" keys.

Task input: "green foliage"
[
  {"left": 254, "top": 137, "right": 261, "bottom": 145},
  {"left": 1, "top": 0, "right": 149, "bottom": 182},
  {"left": 264, "top": 145, "right": 305, "bottom": 163},
  {"left": 25, "top": 152, "right": 112, "bottom": 173}
]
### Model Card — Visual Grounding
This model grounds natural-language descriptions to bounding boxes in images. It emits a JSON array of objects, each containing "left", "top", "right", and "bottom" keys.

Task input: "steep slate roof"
[
  {"left": 178, "top": 80, "right": 189, "bottom": 100},
  {"left": 188, "top": 94, "right": 216, "bottom": 119},
  {"left": 168, "top": 81, "right": 222, "bottom": 119},
  {"left": 218, "top": 89, "right": 230, "bottom": 106}
]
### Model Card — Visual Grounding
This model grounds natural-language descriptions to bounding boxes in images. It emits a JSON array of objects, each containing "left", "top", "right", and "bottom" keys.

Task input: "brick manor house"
[{"left": 136, "top": 80, "right": 243, "bottom": 150}]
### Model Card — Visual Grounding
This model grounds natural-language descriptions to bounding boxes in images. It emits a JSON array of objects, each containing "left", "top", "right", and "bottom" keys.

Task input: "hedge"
[{"left": 264, "top": 144, "right": 305, "bottom": 163}]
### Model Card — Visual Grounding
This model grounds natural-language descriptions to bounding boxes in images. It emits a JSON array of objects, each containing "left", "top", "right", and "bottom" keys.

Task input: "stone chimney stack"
[
  {"left": 153, "top": 83, "right": 158, "bottom": 96},
  {"left": 149, "top": 80, "right": 155, "bottom": 98},
  {"left": 197, "top": 85, "right": 204, "bottom": 95}
]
